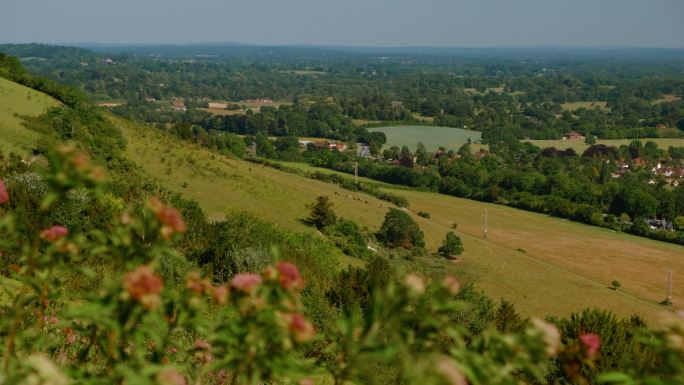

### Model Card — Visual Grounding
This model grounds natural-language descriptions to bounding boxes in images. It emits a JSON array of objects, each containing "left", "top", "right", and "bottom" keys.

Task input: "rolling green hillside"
[
  {"left": 0, "top": 77, "right": 679, "bottom": 322},
  {"left": 0, "top": 76, "right": 60, "bottom": 155},
  {"left": 115, "top": 117, "right": 678, "bottom": 321}
]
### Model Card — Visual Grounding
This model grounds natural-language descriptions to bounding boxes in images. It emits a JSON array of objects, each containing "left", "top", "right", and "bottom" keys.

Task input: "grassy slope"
[
  {"left": 0, "top": 78, "right": 677, "bottom": 321},
  {"left": 0, "top": 77, "right": 60, "bottom": 155},
  {"left": 116, "top": 119, "right": 676, "bottom": 321},
  {"left": 267, "top": 163, "right": 682, "bottom": 320}
]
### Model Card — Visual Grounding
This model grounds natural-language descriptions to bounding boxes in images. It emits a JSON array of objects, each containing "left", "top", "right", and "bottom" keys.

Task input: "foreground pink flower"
[
  {"left": 580, "top": 333, "right": 600, "bottom": 359},
  {"left": 149, "top": 198, "right": 187, "bottom": 239},
  {"left": 531, "top": 318, "right": 561, "bottom": 356},
  {"left": 230, "top": 273, "right": 262, "bottom": 294},
  {"left": 277, "top": 262, "right": 304, "bottom": 291},
  {"left": 404, "top": 273, "right": 426, "bottom": 295},
  {"left": 123, "top": 266, "right": 164, "bottom": 309},
  {"left": 186, "top": 272, "right": 211, "bottom": 294},
  {"left": 287, "top": 313, "right": 316, "bottom": 343},
  {"left": 435, "top": 357, "right": 468, "bottom": 385},
  {"left": 441, "top": 276, "right": 461, "bottom": 296},
  {"left": 211, "top": 286, "right": 229, "bottom": 305},
  {"left": 40, "top": 225, "right": 69, "bottom": 242},
  {"left": 0, "top": 179, "right": 8, "bottom": 205},
  {"left": 194, "top": 339, "right": 214, "bottom": 363},
  {"left": 157, "top": 367, "right": 188, "bottom": 385}
]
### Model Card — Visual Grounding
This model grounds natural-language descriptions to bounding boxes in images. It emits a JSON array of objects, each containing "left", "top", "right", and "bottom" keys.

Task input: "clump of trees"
[
  {"left": 307, "top": 195, "right": 337, "bottom": 229},
  {"left": 376, "top": 208, "right": 425, "bottom": 249},
  {"left": 438, "top": 231, "right": 464, "bottom": 258}
]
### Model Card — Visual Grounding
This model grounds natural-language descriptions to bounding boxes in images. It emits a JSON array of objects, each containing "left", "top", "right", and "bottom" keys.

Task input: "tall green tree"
[
  {"left": 308, "top": 196, "right": 337, "bottom": 230},
  {"left": 399, "top": 145, "right": 414, "bottom": 168},
  {"left": 415, "top": 142, "right": 431, "bottom": 166},
  {"left": 376, "top": 208, "right": 424, "bottom": 249},
  {"left": 438, "top": 231, "right": 463, "bottom": 257}
]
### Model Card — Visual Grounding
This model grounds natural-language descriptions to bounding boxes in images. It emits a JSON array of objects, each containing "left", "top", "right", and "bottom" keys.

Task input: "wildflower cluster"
[{"left": 0, "top": 146, "right": 683, "bottom": 385}]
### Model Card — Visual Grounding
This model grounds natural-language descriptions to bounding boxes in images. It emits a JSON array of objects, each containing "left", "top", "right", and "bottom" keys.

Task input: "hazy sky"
[{"left": 1, "top": 0, "right": 683, "bottom": 47}]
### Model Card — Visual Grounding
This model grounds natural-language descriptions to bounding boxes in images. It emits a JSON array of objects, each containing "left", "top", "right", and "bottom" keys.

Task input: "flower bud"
[
  {"left": 530, "top": 318, "right": 561, "bottom": 356},
  {"left": 0, "top": 179, "right": 9, "bottom": 205},
  {"left": 40, "top": 225, "right": 69, "bottom": 242},
  {"left": 123, "top": 265, "right": 164, "bottom": 310},
  {"left": 580, "top": 333, "right": 600, "bottom": 360},
  {"left": 277, "top": 262, "right": 304, "bottom": 291},
  {"left": 404, "top": 274, "right": 426, "bottom": 295},
  {"left": 230, "top": 273, "right": 262, "bottom": 294},
  {"left": 441, "top": 276, "right": 461, "bottom": 296}
]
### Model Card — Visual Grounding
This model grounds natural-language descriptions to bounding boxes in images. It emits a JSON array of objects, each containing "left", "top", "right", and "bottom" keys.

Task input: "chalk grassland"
[
  {"left": 271, "top": 162, "right": 682, "bottom": 320},
  {"left": 0, "top": 78, "right": 677, "bottom": 321},
  {"left": 525, "top": 138, "right": 684, "bottom": 153},
  {"left": 114, "top": 115, "right": 393, "bottom": 231},
  {"left": 560, "top": 101, "right": 609, "bottom": 111},
  {"left": 399, "top": 190, "right": 683, "bottom": 319},
  {"left": 370, "top": 125, "right": 482, "bottom": 152},
  {"left": 116, "top": 116, "right": 676, "bottom": 321},
  {"left": 0, "top": 77, "right": 60, "bottom": 155}
]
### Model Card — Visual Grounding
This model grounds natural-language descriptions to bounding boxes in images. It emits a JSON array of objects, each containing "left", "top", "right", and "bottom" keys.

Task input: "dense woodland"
[
  {"left": 5, "top": 44, "right": 682, "bottom": 243},
  {"left": 1, "top": 49, "right": 684, "bottom": 384},
  {"left": 2, "top": 44, "right": 684, "bottom": 142}
]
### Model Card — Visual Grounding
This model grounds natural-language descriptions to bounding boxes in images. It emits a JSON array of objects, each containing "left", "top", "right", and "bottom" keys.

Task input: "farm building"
[
  {"left": 171, "top": 99, "right": 187, "bottom": 112},
  {"left": 563, "top": 131, "right": 585, "bottom": 140},
  {"left": 312, "top": 141, "right": 348, "bottom": 151}
]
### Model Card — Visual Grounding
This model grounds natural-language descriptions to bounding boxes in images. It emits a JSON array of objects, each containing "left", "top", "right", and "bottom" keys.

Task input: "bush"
[
  {"left": 438, "top": 231, "right": 464, "bottom": 257},
  {"left": 307, "top": 195, "right": 337, "bottom": 229},
  {"left": 376, "top": 208, "right": 425, "bottom": 249},
  {"left": 417, "top": 210, "right": 431, "bottom": 219},
  {"left": 1, "top": 146, "right": 683, "bottom": 385}
]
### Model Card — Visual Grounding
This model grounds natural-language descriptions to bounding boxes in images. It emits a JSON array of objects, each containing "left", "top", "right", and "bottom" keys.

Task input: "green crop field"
[
  {"left": 560, "top": 101, "right": 609, "bottom": 111},
  {"left": 525, "top": 138, "right": 684, "bottom": 153},
  {"left": 0, "top": 77, "right": 60, "bottom": 155},
  {"left": 370, "top": 125, "right": 481, "bottom": 152}
]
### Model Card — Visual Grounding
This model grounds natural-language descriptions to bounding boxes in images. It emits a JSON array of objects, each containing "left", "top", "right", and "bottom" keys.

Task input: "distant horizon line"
[{"left": 2, "top": 41, "right": 684, "bottom": 50}]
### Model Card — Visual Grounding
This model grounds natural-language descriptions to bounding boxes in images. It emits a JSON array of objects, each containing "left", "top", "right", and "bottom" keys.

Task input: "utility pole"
[
  {"left": 354, "top": 161, "right": 358, "bottom": 184},
  {"left": 666, "top": 270, "right": 673, "bottom": 304},
  {"left": 483, "top": 208, "right": 488, "bottom": 240}
]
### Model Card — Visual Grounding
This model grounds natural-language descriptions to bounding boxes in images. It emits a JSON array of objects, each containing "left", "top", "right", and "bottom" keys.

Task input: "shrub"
[
  {"left": 417, "top": 210, "right": 431, "bottom": 219},
  {"left": 376, "top": 208, "right": 425, "bottom": 249},
  {"left": 438, "top": 231, "right": 464, "bottom": 257},
  {"left": 0, "top": 145, "right": 682, "bottom": 385},
  {"left": 307, "top": 195, "right": 337, "bottom": 229}
]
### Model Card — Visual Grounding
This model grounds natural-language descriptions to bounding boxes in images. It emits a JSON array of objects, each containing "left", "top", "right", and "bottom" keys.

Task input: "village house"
[
  {"left": 646, "top": 219, "right": 674, "bottom": 231},
  {"left": 171, "top": 99, "right": 187, "bottom": 112},
  {"left": 474, "top": 149, "right": 488, "bottom": 160},
  {"left": 562, "top": 131, "right": 585, "bottom": 140},
  {"left": 650, "top": 161, "right": 684, "bottom": 186},
  {"left": 311, "top": 141, "right": 348, "bottom": 152}
]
